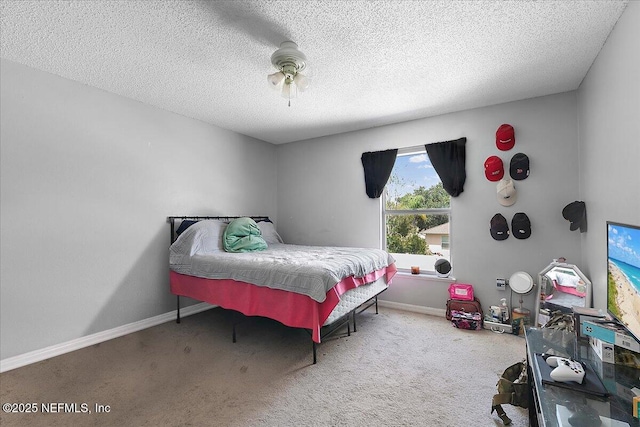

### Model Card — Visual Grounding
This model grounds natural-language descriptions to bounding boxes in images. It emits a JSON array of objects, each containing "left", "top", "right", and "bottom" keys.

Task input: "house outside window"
[{"left": 383, "top": 146, "right": 451, "bottom": 274}]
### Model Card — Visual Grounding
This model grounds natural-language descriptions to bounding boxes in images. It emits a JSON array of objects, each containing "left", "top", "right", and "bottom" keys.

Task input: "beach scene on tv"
[{"left": 607, "top": 223, "right": 640, "bottom": 341}]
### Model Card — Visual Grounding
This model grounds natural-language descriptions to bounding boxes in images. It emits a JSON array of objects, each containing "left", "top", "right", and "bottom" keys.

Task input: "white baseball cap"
[{"left": 497, "top": 179, "right": 517, "bottom": 206}]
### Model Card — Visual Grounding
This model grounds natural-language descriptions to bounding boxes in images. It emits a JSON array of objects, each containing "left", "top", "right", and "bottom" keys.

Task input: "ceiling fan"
[{"left": 267, "top": 41, "right": 311, "bottom": 106}]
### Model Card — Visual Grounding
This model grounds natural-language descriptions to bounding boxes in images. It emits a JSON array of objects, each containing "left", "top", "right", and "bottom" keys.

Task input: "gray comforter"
[{"left": 170, "top": 243, "right": 395, "bottom": 303}]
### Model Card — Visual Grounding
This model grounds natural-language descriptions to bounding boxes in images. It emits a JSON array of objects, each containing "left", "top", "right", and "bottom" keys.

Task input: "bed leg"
[
  {"left": 312, "top": 341, "right": 317, "bottom": 364},
  {"left": 375, "top": 295, "right": 379, "bottom": 314},
  {"left": 353, "top": 310, "right": 357, "bottom": 332},
  {"left": 176, "top": 295, "right": 181, "bottom": 324},
  {"left": 232, "top": 312, "right": 237, "bottom": 343},
  {"left": 347, "top": 321, "right": 351, "bottom": 337}
]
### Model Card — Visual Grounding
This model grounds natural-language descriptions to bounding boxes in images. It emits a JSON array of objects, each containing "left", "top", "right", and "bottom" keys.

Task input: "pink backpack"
[{"left": 448, "top": 283, "right": 474, "bottom": 301}]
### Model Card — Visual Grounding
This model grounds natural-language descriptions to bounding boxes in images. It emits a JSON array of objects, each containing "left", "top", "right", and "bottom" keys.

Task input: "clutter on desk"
[
  {"left": 582, "top": 321, "right": 640, "bottom": 353},
  {"left": 573, "top": 306, "right": 606, "bottom": 341},
  {"left": 556, "top": 404, "right": 629, "bottom": 427},
  {"left": 542, "top": 310, "right": 575, "bottom": 333},
  {"left": 535, "top": 353, "right": 608, "bottom": 398}
]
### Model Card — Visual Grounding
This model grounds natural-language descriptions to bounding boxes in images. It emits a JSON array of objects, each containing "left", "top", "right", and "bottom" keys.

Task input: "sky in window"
[{"left": 387, "top": 153, "right": 440, "bottom": 199}]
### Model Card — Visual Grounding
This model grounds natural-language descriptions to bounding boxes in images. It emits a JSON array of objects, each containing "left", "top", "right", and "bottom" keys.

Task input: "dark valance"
[
  {"left": 425, "top": 137, "right": 467, "bottom": 197},
  {"left": 361, "top": 149, "right": 398, "bottom": 199}
]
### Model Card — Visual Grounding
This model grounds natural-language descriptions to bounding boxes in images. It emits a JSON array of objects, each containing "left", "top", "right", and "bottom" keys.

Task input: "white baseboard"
[
  {"left": 0, "top": 302, "right": 215, "bottom": 373},
  {"left": 378, "top": 300, "right": 446, "bottom": 318}
]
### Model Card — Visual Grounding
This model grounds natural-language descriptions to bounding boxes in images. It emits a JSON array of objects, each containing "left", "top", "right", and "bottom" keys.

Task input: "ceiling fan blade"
[{"left": 198, "top": 1, "right": 288, "bottom": 47}]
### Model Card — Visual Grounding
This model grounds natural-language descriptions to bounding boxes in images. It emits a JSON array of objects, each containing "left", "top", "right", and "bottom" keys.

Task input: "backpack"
[
  {"left": 491, "top": 360, "right": 529, "bottom": 425},
  {"left": 445, "top": 296, "right": 483, "bottom": 321}
]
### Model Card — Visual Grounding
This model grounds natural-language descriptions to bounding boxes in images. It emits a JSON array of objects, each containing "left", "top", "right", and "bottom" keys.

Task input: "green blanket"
[{"left": 223, "top": 217, "right": 268, "bottom": 253}]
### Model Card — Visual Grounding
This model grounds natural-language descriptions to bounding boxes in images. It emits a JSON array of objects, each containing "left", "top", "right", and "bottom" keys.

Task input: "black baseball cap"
[
  {"left": 562, "top": 201, "right": 587, "bottom": 232},
  {"left": 490, "top": 213, "right": 510, "bottom": 241},
  {"left": 510, "top": 153, "right": 530, "bottom": 180},
  {"left": 512, "top": 212, "right": 531, "bottom": 239}
]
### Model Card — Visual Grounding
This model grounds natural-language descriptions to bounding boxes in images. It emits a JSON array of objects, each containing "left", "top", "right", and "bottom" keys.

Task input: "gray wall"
[
  {"left": 0, "top": 60, "right": 278, "bottom": 360},
  {"left": 577, "top": 1, "right": 640, "bottom": 310},
  {"left": 277, "top": 92, "right": 583, "bottom": 313}
]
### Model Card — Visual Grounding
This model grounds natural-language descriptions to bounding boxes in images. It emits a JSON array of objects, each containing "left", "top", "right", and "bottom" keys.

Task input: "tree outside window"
[{"left": 384, "top": 150, "right": 451, "bottom": 273}]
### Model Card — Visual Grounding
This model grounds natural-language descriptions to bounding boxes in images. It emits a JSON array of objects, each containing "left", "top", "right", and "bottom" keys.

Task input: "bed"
[{"left": 168, "top": 216, "right": 397, "bottom": 363}]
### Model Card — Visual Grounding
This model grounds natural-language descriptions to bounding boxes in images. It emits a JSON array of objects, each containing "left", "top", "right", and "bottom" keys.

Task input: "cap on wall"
[
  {"left": 496, "top": 124, "right": 515, "bottom": 151},
  {"left": 510, "top": 153, "right": 530, "bottom": 180},
  {"left": 490, "top": 213, "right": 510, "bottom": 240},
  {"left": 496, "top": 179, "right": 517, "bottom": 206},
  {"left": 562, "top": 201, "right": 587, "bottom": 232},
  {"left": 484, "top": 155, "right": 504, "bottom": 181},
  {"left": 512, "top": 212, "right": 531, "bottom": 239}
]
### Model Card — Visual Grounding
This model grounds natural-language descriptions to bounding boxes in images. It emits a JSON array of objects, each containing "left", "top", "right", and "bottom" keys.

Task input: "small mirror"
[{"left": 534, "top": 261, "right": 592, "bottom": 326}]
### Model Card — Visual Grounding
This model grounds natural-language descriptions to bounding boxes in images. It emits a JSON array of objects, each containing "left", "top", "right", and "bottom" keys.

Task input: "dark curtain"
[
  {"left": 361, "top": 149, "right": 398, "bottom": 199},
  {"left": 425, "top": 137, "right": 467, "bottom": 197}
]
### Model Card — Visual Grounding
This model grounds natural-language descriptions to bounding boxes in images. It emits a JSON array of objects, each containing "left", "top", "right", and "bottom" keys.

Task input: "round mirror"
[
  {"left": 434, "top": 259, "right": 451, "bottom": 277},
  {"left": 509, "top": 271, "right": 534, "bottom": 294}
]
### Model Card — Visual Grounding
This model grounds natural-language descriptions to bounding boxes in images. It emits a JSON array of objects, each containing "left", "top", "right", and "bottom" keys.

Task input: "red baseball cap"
[
  {"left": 496, "top": 124, "right": 515, "bottom": 151},
  {"left": 484, "top": 156, "right": 504, "bottom": 181}
]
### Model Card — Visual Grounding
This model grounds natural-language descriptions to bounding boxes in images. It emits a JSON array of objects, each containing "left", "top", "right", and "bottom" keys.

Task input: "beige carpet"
[{"left": 0, "top": 307, "right": 528, "bottom": 426}]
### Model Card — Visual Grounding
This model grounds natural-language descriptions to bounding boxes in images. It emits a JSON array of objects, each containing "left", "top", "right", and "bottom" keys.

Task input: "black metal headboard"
[{"left": 167, "top": 216, "right": 270, "bottom": 244}]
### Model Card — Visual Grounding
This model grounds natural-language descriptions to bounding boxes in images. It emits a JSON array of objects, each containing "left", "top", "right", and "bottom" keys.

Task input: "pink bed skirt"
[{"left": 170, "top": 263, "right": 397, "bottom": 343}]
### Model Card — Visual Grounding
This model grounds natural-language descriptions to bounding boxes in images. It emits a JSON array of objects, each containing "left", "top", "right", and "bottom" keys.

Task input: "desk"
[{"left": 525, "top": 327, "right": 639, "bottom": 427}]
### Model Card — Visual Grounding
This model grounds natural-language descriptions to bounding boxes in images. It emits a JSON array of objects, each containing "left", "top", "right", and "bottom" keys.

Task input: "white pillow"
[
  {"left": 172, "top": 220, "right": 228, "bottom": 255},
  {"left": 257, "top": 221, "right": 284, "bottom": 244},
  {"left": 555, "top": 272, "right": 580, "bottom": 288}
]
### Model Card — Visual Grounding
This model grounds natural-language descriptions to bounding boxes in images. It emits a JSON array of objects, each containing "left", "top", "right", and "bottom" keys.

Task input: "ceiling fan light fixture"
[
  {"left": 281, "top": 81, "right": 297, "bottom": 100},
  {"left": 267, "top": 71, "right": 285, "bottom": 88},
  {"left": 268, "top": 41, "right": 310, "bottom": 105},
  {"left": 293, "top": 73, "right": 309, "bottom": 92}
]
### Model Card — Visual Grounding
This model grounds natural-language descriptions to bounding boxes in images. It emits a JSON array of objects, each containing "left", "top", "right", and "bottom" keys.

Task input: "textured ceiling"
[{"left": 0, "top": 0, "right": 628, "bottom": 144}]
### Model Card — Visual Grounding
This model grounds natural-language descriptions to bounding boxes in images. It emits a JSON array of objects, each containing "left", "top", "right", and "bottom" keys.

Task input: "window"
[
  {"left": 383, "top": 146, "right": 451, "bottom": 274},
  {"left": 441, "top": 235, "right": 450, "bottom": 250}
]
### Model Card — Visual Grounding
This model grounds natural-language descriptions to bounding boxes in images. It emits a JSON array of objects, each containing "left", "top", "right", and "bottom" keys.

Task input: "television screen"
[{"left": 607, "top": 221, "right": 640, "bottom": 343}]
